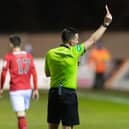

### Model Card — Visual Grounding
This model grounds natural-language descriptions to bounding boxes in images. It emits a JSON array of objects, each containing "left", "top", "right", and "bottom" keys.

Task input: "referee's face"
[{"left": 71, "top": 33, "right": 79, "bottom": 46}]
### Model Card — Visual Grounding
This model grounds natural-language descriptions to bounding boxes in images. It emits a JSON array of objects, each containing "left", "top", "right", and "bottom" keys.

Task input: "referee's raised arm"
[{"left": 84, "top": 4, "right": 112, "bottom": 50}]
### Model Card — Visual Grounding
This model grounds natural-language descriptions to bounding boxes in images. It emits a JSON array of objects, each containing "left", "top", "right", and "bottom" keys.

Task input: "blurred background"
[
  {"left": 0, "top": 0, "right": 129, "bottom": 32},
  {"left": 0, "top": 0, "right": 129, "bottom": 90}
]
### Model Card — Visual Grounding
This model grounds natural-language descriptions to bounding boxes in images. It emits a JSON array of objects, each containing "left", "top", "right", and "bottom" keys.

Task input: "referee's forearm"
[
  {"left": 90, "top": 25, "right": 107, "bottom": 43},
  {"left": 84, "top": 25, "right": 107, "bottom": 50}
]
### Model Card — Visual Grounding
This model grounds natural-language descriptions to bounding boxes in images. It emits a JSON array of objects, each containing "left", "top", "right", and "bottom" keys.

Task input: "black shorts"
[{"left": 47, "top": 87, "right": 80, "bottom": 126}]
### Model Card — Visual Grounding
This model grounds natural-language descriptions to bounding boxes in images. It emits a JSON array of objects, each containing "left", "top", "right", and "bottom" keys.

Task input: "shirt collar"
[{"left": 60, "top": 43, "right": 70, "bottom": 48}]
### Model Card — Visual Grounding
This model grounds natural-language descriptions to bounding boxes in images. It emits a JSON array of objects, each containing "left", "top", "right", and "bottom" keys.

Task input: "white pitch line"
[{"left": 78, "top": 92, "right": 129, "bottom": 105}]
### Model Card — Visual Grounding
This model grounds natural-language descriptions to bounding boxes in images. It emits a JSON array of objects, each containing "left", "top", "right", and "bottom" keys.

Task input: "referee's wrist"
[{"left": 102, "top": 22, "right": 109, "bottom": 28}]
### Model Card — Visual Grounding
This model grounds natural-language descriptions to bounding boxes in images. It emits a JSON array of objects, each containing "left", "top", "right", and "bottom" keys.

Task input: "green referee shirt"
[{"left": 45, "top": 43, "right": 85, "bottom": 90}]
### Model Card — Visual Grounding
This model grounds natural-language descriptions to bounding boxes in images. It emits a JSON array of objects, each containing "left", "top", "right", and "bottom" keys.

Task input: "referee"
[{"left": 44, "top": 5, "right": 112, "bottom": 129}]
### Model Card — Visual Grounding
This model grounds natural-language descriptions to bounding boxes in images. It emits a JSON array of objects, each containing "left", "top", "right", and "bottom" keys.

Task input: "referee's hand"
[{"left": 104, "top": 5, "right": 112, "bottom": 26}]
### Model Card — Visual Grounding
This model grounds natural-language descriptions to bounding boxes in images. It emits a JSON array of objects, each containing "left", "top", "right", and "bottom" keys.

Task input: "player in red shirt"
[{"left": 0, "top": 34, "right": 39, "bottom": 129}]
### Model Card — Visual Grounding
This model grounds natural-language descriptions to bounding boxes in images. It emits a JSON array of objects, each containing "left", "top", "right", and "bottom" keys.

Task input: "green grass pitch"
[{"left": 1, "top": 89, "right": 129, "bottom": 129}]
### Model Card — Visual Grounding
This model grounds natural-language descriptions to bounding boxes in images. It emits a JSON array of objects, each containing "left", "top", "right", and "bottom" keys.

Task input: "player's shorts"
[
  {"left": 9, "top": 89, "right": 32, "bottom": 112},
  {"left": 47, "top": 87, "right": 80, "bottom": 126}
]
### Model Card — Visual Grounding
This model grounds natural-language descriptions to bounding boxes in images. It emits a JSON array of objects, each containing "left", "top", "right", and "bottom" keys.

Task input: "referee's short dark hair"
[
  {"left": 9, "top": 34, "right": 21, "bottom": 47},
  {"left": 61, "top": 27, "right": 78, "bottom": 43}
]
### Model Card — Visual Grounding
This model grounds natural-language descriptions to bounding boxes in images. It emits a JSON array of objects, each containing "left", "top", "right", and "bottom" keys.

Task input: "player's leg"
[
  {"left": 10, "top": 90, "right": 32, "bottom": 129},
  {"left": 18, "top": 89, "right": 32, "bottom": 129},
  {"left": 10, "top": 91, "right": 27, "bottom": 129},
  {"left": 16, "top": 111, "right": 27, "bottom": 129}
]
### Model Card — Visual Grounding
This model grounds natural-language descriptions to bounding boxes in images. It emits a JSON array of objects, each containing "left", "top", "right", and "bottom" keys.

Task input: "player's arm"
[
  {"left": 30, "top": 57, "right": 39, "bottom": 100},
  {"left": 84, "top": 5, "right": 112, "bottom": 50},
  {"left": 0, "top": 56, "right": 9, "bottom": 96}
]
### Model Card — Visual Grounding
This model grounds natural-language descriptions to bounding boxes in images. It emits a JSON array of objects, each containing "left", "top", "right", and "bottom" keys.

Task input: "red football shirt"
[{"left": 0, "top": 51, "right": 38, "bottom": 91}]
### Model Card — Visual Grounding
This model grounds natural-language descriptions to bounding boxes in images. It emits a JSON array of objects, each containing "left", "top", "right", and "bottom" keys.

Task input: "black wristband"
[{"left": 102, "top": 23, "right": 109, "bottom": 28}]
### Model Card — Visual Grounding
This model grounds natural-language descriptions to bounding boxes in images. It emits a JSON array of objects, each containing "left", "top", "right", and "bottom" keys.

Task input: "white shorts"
[{"left": 10, "top": 89, "right": 32, "bottom": 112}]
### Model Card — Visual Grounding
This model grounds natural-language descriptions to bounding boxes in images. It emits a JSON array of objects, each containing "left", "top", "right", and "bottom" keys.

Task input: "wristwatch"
[{"left": 102, "top": 22, "right": 109, "bottom": 28}]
